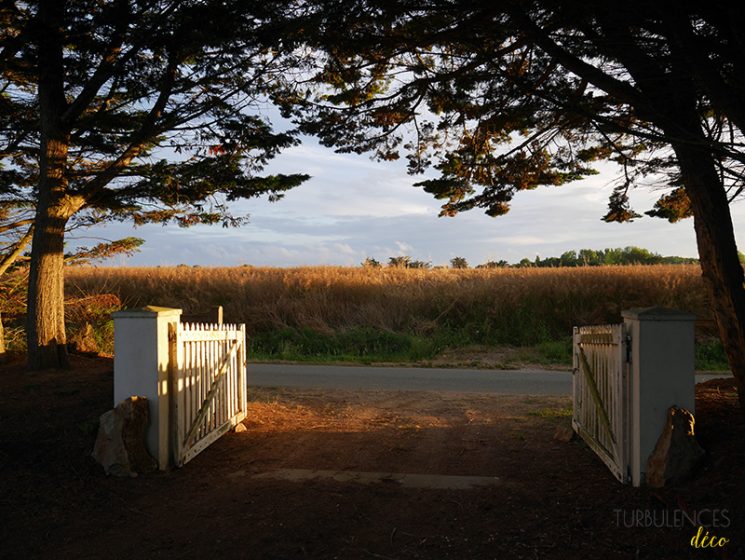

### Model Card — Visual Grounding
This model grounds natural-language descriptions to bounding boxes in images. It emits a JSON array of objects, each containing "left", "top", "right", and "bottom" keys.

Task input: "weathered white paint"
[
  {"left": 622, "top": 307, "right": 695, "bottom": 487},
  {"left": 112, "top": 306, "right": 182, "bottom": 470}
]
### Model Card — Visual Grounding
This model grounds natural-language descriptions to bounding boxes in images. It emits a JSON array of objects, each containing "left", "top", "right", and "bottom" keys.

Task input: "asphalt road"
[{"left": 246, "top": 363, "right": 728, "bottom": 395}]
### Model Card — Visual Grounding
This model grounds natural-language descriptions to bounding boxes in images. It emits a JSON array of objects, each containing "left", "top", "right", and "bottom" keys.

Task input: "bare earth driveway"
[{"left": 0, "top": 355, "right": 743, "bottom": 559}]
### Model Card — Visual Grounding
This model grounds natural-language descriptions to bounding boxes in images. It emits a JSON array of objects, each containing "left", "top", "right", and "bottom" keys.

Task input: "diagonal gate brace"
[
  {"left": 182, "top": 340, "right": 239, "bottom": 449},
  {"left": 578, "top": 345, "right": 617, "bottom": 452}
]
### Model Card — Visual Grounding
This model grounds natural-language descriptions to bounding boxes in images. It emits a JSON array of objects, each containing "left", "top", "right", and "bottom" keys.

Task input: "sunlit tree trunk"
[
  {"left": 26, "top": 200, "right": 70, "bottom": 370},
  {"left": 26, "top": 120, "right": 79, "bottom": 369}
]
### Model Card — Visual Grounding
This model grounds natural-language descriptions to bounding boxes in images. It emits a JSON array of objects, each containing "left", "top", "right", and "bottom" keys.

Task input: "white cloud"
[
  {"left": 394, "top": 240, "right": 414, "bottom": 254},
  {"left": 77, "top": 135, "right": 745, "bottom": 267}
]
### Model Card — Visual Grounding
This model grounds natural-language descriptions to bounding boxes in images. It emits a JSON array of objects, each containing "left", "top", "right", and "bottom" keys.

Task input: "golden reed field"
[{"left": 65, "top": 264, "right": 713, "bottom": 346}]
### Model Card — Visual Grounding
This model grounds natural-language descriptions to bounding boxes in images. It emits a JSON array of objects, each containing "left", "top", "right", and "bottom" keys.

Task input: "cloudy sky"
[{"left": 81, "top": 134, "right": 745, "bottom": 268}]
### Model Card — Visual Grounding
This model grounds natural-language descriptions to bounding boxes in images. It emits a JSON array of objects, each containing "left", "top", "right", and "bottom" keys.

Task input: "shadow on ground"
[{"left": 0, "top": 355, "right": 742, "bottom": 559}]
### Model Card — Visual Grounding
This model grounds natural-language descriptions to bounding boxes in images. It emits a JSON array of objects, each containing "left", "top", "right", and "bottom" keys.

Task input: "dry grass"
[{"left": 65, "top": 264, "right": 712, "bottom": 345}]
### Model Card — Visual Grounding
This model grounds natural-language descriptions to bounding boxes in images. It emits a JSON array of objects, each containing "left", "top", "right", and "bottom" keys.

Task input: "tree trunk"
[
  {"left": 26, "top": 127, "right": 79, "bottom": 370},
  {"left": 672, "top": 139, "right": 745, "bottom": 409},
  {"left": 625, "top": 32, "right": 745, "bottom": 408},
  {"left": 26, "top": 199, "right": 70, "bottom": 370},
  {"left": 26, "top": 0, "right": 73, "bottom": 370}
]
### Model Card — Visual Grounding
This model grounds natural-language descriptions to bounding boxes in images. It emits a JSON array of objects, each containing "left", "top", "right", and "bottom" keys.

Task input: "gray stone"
[
  {"left": 92, "top": 408, "right": 130, "bottom": 476},
  {"left": 233, "top": 422, "right": 247, "bottom": 433},
  {"left": 92, "top": 396, "right": 157, "bottom": 477},
  {"left": 645, "top": 406, "right": 705, "bottom": 488}
]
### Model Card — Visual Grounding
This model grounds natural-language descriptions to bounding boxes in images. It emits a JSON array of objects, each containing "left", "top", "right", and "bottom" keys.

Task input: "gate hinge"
[{"left": 625, "top": 334, "right": 632, "bottom": 363}]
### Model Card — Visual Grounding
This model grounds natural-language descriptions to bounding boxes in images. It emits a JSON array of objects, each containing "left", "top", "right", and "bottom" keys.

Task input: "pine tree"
[{"left": 0, "top": 1, "right": 309, "bottom": 368}]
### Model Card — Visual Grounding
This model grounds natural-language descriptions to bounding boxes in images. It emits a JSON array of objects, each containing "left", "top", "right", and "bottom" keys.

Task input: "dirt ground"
[{"left": 0, "top": 354, "right": 743, "bottom": 560}]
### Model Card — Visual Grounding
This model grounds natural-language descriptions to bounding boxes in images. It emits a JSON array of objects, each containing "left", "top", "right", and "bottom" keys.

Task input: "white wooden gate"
[
  {"left": 169, "top": 322, "right": 247, "bottom": 466},
  {"left": 572, "top": 324, "right": 630, "bottom": 483}
]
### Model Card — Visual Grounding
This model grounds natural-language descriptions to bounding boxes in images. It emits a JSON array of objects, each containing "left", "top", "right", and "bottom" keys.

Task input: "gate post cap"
[
  {"left": 113, "top": 306, "right": 183, "bottom": 319},
  {"left": 621, "top": 307, "right": 696, "bottom": 321}
]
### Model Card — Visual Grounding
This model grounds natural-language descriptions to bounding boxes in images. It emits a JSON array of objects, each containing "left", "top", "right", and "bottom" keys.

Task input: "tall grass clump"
[{"left": 65, "top": 265, "right": 714, "bottom": 362}]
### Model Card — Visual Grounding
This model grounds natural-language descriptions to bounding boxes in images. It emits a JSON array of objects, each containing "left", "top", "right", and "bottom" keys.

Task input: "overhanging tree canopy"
[
  {"left": 276, "top": 0, "right": 745, "bottom": 406},
  {"left": 0, "top": 0, "right": 309, "bottom": 368}
]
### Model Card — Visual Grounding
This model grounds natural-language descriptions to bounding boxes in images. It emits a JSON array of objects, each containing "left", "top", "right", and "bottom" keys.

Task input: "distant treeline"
[
  {"left": 477, "top": 247, "right": 699, "bottom": 268},
  {"left": 363, "top": 246, "right": 701, "bottom": 269}
]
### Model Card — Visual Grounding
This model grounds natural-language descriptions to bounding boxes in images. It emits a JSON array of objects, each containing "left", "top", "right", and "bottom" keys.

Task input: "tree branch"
[
  {"left": 81, "top": 52, "right": 179, "bottom": 201},
  {"left": 508, "top": 10, "right": 648, "bottom": 111},
  {"left": 0, "top": 223, "right": 33, "bottom": 277},
  {"left": 61, "top": 1, "right": 130, "bottom": 126},
  {"left": 0, "top": 218, "right": 34, "bottom": 235}
]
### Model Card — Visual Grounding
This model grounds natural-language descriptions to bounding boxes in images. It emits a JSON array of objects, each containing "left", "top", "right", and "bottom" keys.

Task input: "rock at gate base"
[
  {"left": 233, "top": 422, "right": 247, "bottom": 433},
  {"left": 92, "top": 395, "right": 157, "bottom": 477},
  {"left": 645, "top": 406, "right": 705, "bottom": 488},
  {"left": 553, "top": 424, "right": 575, "bottom": 443}
]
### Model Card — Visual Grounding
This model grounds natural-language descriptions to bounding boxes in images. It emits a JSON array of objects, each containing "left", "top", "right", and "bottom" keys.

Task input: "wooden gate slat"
[
  {"left": 170, "top": 322, "right": 248, "bottom": 467},
  {"left": 182, "top": 339, "right": 239, "bottom": 450},
  {"left": 572, "top": 323, "right": 628, "bottom": 483}
]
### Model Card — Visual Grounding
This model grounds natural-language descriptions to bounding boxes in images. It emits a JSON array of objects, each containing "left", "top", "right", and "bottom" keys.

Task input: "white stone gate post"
[
  {"left": 112, "top": 306, "right": 182, "bottom": 470},
  {"left": 622, "top": 307, "right": 696, "bottom": 487}
]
